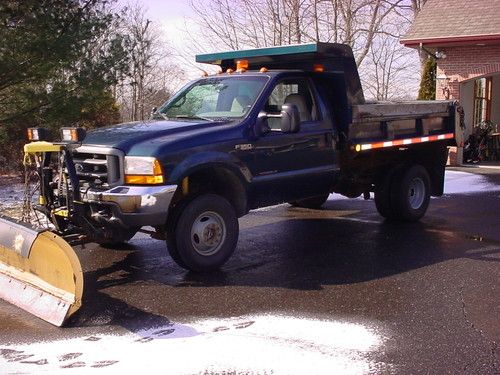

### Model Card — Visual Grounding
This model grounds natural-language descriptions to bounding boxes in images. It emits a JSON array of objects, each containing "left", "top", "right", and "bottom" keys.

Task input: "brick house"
[{"left": 401, "top": 0, "right": 500, "bottom": 164}]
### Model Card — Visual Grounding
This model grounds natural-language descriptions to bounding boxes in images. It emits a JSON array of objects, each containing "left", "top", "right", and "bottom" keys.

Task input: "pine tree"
[
  {"left": 0, "top": 0, "right": 129, "bottom": 170},
  {"left": 417, "top": 57, "right": 436, "bottom": 100}
]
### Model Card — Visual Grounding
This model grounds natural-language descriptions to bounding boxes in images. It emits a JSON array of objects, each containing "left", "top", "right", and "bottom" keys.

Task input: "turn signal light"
[{"left": 124, "top": 175, "right": 164, "bottom": 184}]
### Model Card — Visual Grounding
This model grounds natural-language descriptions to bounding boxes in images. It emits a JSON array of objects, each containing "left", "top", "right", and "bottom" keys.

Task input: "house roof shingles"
[{"left": 401, "top": 0, "right": 500, "bottom": 45}]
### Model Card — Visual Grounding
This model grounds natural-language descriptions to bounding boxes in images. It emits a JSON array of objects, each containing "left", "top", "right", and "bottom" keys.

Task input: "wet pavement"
[{"left": 0, "top": 170, "right": 499, "bottom": 374}]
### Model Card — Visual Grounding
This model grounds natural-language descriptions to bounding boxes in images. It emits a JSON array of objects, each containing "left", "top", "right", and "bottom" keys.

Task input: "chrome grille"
[{"left": 72, "top": 146, "right": 123, "bottom": 187}]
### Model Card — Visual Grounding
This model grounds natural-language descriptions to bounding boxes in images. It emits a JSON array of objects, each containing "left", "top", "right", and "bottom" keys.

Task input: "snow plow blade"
[{"left": 0, "top": 215, "right": 83, "bottom": 326}]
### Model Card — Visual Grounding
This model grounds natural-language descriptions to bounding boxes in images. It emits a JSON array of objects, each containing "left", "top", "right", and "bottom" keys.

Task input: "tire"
[
  {"left": 390, "top": 165, "right": 431, "bottom": 222},
  {"left": 167, "top": 194, "right": 239, "bottom": 272},
  {"left": 375, "top": 171, "right": 396, "bottom": 219},
  {"left": 290, "top": 193, "right": 329, "bottom": 209}
]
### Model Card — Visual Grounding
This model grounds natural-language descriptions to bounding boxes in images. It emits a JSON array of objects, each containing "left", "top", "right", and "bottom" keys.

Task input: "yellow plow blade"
[{"left": 0, "top": 215, "right": 83, "bottom": 326}]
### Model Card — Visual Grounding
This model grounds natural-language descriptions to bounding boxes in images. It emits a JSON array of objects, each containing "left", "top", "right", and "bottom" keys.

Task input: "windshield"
[{"left": 158, "top": 76, "right": 268, "bottom": 121}]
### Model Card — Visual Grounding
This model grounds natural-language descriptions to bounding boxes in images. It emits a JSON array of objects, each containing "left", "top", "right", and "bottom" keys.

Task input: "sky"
[
  {"left": 115, "top": 1, "right": 207, "bottom": 80},
  {"left": 138, "top": 0, "right": 194, "bottom": 42}
]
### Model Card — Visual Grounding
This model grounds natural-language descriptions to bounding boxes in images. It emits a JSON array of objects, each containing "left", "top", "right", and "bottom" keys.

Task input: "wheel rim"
[
  {"left": 190, "top": 211, "right": 226, "bottom": 256},
  {"left": 408, "top": 177, "right": 425, "bottom": 209}
]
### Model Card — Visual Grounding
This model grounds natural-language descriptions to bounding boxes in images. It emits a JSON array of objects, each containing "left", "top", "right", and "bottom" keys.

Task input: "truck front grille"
[{"left": 72, "top": 147, "right": 123, "bottom": 188}]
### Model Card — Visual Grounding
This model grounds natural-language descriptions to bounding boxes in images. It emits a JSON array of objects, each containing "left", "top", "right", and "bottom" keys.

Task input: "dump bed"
[{"left": 348, "top": 100, "right": 458, "bottom": 152}]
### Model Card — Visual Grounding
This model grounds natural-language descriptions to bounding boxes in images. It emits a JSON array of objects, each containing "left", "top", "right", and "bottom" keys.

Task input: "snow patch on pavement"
[
  {"left": 443, "top": 171, "right": 500, "bottom": 195},
  {"left": 0, "top": 314, "right": 387, "bottom": 374}
]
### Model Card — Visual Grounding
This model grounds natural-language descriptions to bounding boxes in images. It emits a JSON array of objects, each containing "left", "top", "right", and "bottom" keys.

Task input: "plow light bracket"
[{"left": 60, "top": 127, "right": 86, "bottom": 143}]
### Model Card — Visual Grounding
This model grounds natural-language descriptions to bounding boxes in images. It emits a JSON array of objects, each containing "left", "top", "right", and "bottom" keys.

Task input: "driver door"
[{"left": 248, "top": 76, "right": 336, "bottom": 207}]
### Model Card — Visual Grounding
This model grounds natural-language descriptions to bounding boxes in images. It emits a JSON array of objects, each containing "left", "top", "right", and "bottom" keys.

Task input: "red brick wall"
[{"left": 436, "top": 44, "right": 500, "bottom": 100}]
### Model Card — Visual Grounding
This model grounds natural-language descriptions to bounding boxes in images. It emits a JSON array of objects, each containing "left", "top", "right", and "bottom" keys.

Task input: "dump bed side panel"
[{"left": 349, "top": 101, "right": 456, "bottom": 144}]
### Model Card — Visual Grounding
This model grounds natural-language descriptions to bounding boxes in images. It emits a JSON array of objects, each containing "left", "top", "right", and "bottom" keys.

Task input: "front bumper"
[{"left": 84, "top": 184, "right": 178, "bottom": 228}]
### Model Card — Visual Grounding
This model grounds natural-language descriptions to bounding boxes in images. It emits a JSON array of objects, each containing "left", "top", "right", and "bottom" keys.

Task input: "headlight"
[{"left": 124, "top": 156, "right": 164, "bottom": 185}]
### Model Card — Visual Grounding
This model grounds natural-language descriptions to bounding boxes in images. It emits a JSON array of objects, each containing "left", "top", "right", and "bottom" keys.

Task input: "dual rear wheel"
[{"left": 375, "top": 165, "right": 431, "bottom": 222}]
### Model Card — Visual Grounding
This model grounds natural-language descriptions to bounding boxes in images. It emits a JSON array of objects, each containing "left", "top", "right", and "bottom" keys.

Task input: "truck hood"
[{"left": 82, "top": 119, "right": 227, "bottom": 152}]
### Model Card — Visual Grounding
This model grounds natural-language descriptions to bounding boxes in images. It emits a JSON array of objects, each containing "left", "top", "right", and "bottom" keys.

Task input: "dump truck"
[{"left": 0, "top": 43, "right": 462, "bottom": 326}]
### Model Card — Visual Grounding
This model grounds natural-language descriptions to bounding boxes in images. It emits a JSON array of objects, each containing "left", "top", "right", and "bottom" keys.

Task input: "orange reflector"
[
  {"left": 313, "top": 64, "right": 324, "bottom": 72},
  {"left": 259, "top": 67, "right": 268, "bottom": 73},
  {"left": 236, "top": 60, "right": 249, "bottom": 71}
]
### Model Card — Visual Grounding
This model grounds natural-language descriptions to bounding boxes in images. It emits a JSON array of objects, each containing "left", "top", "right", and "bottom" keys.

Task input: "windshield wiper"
[{"left": 175, "top": 114, "right": 214, "bottom": 122}]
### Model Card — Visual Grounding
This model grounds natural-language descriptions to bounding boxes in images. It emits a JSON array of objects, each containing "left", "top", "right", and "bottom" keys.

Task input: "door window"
[{"left": 265, "top": 78, "right": 316, "bottom": 130}]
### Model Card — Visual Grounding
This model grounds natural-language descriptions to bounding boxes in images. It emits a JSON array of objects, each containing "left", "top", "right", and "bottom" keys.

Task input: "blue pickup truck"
[{"left": 23, "top": 43, "right": 460, "bottom": 272}]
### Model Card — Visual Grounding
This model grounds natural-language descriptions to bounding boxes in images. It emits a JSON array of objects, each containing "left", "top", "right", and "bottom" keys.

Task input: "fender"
[{"left": 168, "top": 151, "right": 253, "bottom": 186}]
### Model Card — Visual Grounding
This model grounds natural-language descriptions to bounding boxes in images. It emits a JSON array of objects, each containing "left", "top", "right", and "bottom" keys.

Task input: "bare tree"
[
  {"left": 116, "top": 4, "right": 185, "bottom": 122},
  {"left": 190, "top": 0, "right": 405, "bottom": 66},
  {"left": 187, "top": 0, "right": 422, "bottom": 100},
  {"left": 361, "top": 35, "right": 417, "bottom": 100}
]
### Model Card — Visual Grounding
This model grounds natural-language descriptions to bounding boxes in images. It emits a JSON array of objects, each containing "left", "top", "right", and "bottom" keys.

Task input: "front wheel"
[
  {"left": 390, "top": 165, "right": 431, "bottom": 222},
  {"left": 167, "top": 194, "right": 239, "bottom": 272}
]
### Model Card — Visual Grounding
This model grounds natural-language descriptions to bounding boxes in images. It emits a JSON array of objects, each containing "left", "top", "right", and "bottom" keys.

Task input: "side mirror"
[
  {"left": 281, "top": 104, "right": 300, "bottom": 133},
  {"left": 254, "top": 111, "right": 271, "bottom": 137}
]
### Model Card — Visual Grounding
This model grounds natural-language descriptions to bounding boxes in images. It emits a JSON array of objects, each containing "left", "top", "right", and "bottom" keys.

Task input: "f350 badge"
[{"left": 235, "top": 144, "right": 254, "bottom": 151}]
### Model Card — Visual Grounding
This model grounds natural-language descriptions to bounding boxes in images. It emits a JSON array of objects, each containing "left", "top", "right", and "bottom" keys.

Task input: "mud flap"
[{"left": 0, "top": 215, "right": 83, "bottom": 326}]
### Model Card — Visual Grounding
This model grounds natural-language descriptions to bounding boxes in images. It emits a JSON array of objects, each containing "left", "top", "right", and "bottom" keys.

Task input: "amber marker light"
[
  {"left": 236, "top": 59, "right": 249, "bottom": 72},
  {"left": 226, "top": 68, "right": 234, "bottom": 74},
  {"left": 313, "top": 64, "right": 325, "bottom": 72},
  {"left": 259, "top": 67, "right": 269, "bottom": 73}
]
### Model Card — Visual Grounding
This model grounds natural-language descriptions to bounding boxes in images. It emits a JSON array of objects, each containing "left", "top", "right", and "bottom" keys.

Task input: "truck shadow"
[{"left": 71, "top": 201, "right": 499, "bottom": 329}]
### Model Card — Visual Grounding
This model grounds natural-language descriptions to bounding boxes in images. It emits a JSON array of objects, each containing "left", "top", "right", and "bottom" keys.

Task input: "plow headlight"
[
  {"left": 27, "top": 127, "right": 50, "bottom": 141},
  {"left": 60, "top": 127, "right": 86, "bottom": 143},
  {"left": 124, "top": 156, "right": 164, "bottom": 184}
]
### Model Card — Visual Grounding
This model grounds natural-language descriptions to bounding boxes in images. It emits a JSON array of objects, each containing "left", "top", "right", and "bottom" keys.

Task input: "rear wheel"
[
  {"left": 375, "top": 171, "right": 396, "bottom": 219},
  {"left": 390, "top": 165, "right": 430, "bottom": 222},
  {"left": 289, "top": 193, "right": 329, "bottom": 209},
  {"left": 167, "top": 194, "right": 239, "bottom": 272}
]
